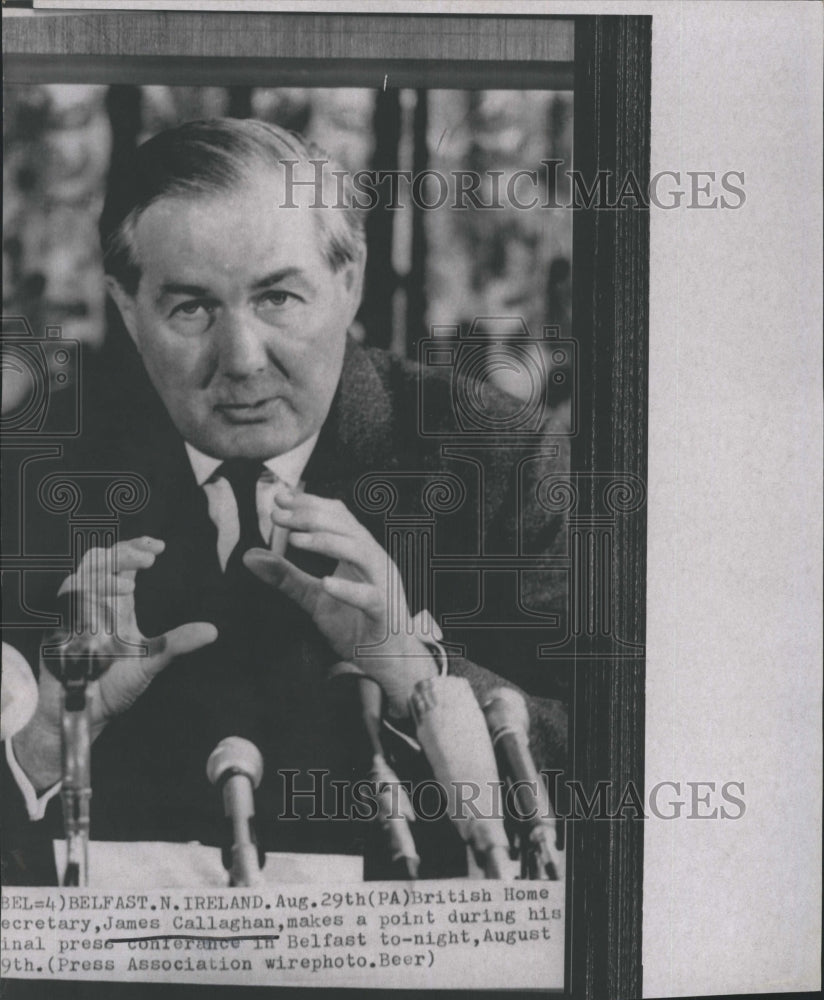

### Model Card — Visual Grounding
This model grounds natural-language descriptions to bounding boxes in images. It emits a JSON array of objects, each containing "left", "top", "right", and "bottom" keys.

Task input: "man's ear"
[
  {"left": 341, "top": 252, "right": 366, "bottom": 325},
  {"left": 104, "top": 276, "right": 142, "bottom": 350}
]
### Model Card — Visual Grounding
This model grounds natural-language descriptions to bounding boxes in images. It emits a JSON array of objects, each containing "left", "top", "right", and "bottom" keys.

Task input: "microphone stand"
[
  {"left": 60, "top": 682, "right": 91, "bottom": 887},
  {"left": 44, "top": 633, "right": 113, "bottom": 888},
  {"left": 357, "top": 676, "right": 419, "bottom": 880},
  {"left": 206, "top": 737, "right": 265, "bottom": 888},
  {"left": 483, "top": 688, "right": 562, "bottom": 882},
  {"left": 328, "top": 662, "right": 419, "bottom": 880}
]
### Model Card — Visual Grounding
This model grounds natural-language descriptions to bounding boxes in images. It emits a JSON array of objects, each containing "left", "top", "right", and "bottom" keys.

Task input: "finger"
[
  {"left": 321, "top": 576, "right": 384, "bottom": 618},
  {"left": 66, "top": 572, "right": 136, "bottom": 601},
  {"left": 243, "top": 549, "right": 321, "bottom": 610},
  {"left": 71, "top": 546, "right": 109, "bottom": 594},
  {"left": 84, "top": 576, "right": 134, "bottom": 635},
  {"left": 271, "top": 480, "right": 301, "bottom": 508},
  {"left": 119, "top": 536, "right": 165, "bottom": 555},
  {"left": 289, "top": 530, "right": 373, "bottom": 572},
  {"left": 57, "top": 577, "right": 133, "bottom": 640},
  {"left": 79, "top": 537, "right": 164, "bottom": 571},
  {"left": 63, "top": 540, "right": 164, "bottom": 635},
  {"left": 271, "top": 492, "right": 359, "bottom": 536},
  {"left": 110, "top": 574, "right": 136, "bottom": 595},
  {"left": 74, "top": 539, "right": 162, "bottom": 586},
  {"left": 110, "top": 537, "right": 165, "bottom": 578},
  {"left": 146, "top": 622, "right": 218, "bottom": 673},
  {"left": 92, "top": 575, "right": 136, "bottom": 598}
]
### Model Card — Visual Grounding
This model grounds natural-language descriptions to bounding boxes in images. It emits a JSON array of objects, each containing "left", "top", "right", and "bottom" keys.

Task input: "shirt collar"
[{"left": 184, "top": 434, "right": 319, "bottom": 489}]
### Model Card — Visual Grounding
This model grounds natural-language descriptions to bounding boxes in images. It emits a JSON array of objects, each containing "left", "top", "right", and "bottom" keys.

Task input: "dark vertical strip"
[
  {"left": 568, "top": 15, "right": 650, "bottom": 1000},
  {"left": 104, "top": 84, "right": 142, "bottom": 196},
  {"left": 586, "top": 529, "right": 596, "bottom": 636},
  {"left": 406, "top": 88, "right": 429, "bottom": 359},
  {"left": 360, "top": 88, "right": 401, "bottom": 350},
  {"left": 602, "top": 529, "right": 612, "bottom": 636},
  {"left": 572, "top": 529, "right": 582, "bottom": 636},
  {"left": 227, "top": 86, "right": 253, "bottom": 119},
  {"left": 96, "top": 86, "right": 144, "bottom": 389}
]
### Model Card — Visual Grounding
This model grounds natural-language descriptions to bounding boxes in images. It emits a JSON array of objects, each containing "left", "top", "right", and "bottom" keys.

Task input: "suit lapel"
[{"left": 303, "top": 337, "right": 399, "bottom": 497}]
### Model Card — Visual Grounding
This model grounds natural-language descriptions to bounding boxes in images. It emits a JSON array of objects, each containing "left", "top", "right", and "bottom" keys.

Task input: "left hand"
[{"left": 244, "top": 484, "right": 436, "bottom": 714}]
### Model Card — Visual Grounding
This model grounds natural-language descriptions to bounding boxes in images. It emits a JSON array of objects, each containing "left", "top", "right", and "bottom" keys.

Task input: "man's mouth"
[{"left": 215, "top": 397, "right": 279, "bottom": 421}]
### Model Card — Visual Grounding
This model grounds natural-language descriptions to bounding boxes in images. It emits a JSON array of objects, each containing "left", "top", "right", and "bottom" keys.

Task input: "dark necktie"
[{"left": 218, "top": 459, "right": 267, "bottom": 579}]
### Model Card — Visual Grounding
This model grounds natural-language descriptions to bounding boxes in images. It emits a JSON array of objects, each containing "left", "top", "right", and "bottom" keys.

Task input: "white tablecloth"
[{"left": 53, "top": 839, "right": 364, "bottom": 886}]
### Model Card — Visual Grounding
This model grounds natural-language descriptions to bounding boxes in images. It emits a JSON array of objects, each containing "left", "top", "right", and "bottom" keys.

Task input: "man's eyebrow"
[
  {"left": 157, "top": 282, "right": 211, "bottom": 301},
  {"left": 250, "top": 268, "right": 308, "bottom": 289},
  {"left": 155, "top": 269, "right": 310, "bottom": 302}
]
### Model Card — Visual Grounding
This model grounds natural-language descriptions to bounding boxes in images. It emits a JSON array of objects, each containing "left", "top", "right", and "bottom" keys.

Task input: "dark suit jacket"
[{"left": 1, "top": 335, "right": 569, "bottom": 884}]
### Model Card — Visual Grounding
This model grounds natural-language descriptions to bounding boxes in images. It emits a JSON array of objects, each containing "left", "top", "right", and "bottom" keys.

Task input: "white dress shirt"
[{"left": 185, "top": 435, "right": 318, "bottom": 570}]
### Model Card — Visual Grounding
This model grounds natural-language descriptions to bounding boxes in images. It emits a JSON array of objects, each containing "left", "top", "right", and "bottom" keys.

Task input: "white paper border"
[{"left": 4, "top": 2, "right": 822, "bottom": 995}]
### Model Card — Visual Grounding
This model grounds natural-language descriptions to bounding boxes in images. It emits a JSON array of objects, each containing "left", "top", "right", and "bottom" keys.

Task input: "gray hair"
[{"left": 100, "top": 117, "right": 366, "bottom": 295}]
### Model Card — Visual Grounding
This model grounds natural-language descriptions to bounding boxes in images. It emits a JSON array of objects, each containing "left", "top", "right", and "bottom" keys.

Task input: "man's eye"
[
  {"left": 259, "top": 291, "right": 295, "bottom": 308},
  {"left": 171, "top": 301, "right": 211, "bottom": 318}
]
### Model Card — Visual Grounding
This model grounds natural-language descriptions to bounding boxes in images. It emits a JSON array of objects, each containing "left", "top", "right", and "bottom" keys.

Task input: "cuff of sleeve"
[
  {"left": 382, "top": 610, "right": 448, "bottom": 751},
  {"left": 5, "top": 738, "right": 62, "bottom": 821},
  {"left": 410, "top": 609, "right": 447, "bottom": 675}
]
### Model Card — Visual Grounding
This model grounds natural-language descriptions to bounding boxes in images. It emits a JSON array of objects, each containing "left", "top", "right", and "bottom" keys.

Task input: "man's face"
[{"left": 109, "top": 170, "right": 364, "bottom": 460}]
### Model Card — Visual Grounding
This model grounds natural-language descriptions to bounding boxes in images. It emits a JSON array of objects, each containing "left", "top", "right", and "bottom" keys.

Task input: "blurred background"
[{"left": 2, "top": 84, "right": 573, "bottom": 423}]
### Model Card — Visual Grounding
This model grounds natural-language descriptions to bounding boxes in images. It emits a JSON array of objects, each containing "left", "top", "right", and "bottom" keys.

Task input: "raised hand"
[
  {"left": 244, "top": 484, "right": 436, "bottom": 716},
  {"left": 12, "top": 537, "right": 217, "bottom": 790}
]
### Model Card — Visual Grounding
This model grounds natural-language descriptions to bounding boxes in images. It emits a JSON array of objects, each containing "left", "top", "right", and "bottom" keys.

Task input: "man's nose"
[{"left": 217, "top": 312, "right": 269, "bottom": 379}]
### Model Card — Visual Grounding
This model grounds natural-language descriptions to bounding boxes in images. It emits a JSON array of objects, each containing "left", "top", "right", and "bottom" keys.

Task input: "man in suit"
[{"left": 2, "top": 119, "right": 568, "bottom": 884}]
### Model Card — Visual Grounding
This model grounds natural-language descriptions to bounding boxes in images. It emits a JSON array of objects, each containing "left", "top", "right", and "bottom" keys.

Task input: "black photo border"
[{"left": 2, "top": 10, "right": 651, "bottom": 1000}]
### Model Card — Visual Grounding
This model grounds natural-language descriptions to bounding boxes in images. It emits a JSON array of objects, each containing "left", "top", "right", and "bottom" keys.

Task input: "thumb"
[
  {"left": 147, "top": 622, "right": 218, "bottom": 673},
  {"left": 243, "top": 549, "right": 319, "bottom": 610}
]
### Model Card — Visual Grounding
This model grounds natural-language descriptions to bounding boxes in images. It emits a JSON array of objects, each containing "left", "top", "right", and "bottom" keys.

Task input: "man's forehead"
[
  {"left": 132, "top": 173, "right": 330, "bottom": 278},
  {"left": 141, "top": 161, "right": 330, "bottom": 224}
]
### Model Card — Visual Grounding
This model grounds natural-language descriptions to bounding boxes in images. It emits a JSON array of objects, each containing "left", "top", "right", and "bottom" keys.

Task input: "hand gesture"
[
  {"left": 13, "top": 537, "right": 217, "bottom": 790},
  {"left": 244, "top": 484, "right": 436, "bottom": 716}
]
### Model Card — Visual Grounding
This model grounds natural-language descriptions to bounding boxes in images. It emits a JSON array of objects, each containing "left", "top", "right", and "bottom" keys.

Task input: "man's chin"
[{"left": 196, "top": 424, "right": 311, "bottom": 461}]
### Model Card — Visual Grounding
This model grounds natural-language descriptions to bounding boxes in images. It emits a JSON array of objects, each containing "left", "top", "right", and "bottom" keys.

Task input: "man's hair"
[{"left": 99, "top": 117, "right": 366, "bottom": 295}]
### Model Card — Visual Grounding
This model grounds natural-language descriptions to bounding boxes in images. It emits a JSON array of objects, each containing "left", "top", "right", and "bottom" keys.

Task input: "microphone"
[
  {"left": 206, "top": 737, "right": 265, "bottom": 887},
  {"left": 483, "top": 687, "right": 562, "bottom": 881},
  {"left": 328, "top": 661, "right": 419, "bottom": 879},
  {"left": 44, "top": 625, "right": 119, "bottom": 888},
  {"left": 356, "top": 672, "right": 420, "bottom": 879},
  {"left": 410, "top": 676, "right": 510, "bottom": 878}
]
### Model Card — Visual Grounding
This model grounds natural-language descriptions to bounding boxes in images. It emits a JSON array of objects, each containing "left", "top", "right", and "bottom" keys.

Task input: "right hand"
[{"left": 11, "top": 536, "right": 217, "bottom": 791}]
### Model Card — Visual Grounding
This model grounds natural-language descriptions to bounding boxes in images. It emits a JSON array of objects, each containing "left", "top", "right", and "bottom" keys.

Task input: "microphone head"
[
  {"left": 483, "top": 686, "right": 530, "bottom": 742},
  {"left": 206, "top": 737, "right": 264, "bottom": 789},
  {"left": 0, "top": 643, "right": 38, "bottom": 741}
]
